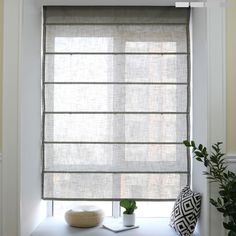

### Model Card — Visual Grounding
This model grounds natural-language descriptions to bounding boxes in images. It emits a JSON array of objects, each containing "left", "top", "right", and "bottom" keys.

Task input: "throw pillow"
[{"left": 169, "top": 186, "right": 201, "bottom": 236}]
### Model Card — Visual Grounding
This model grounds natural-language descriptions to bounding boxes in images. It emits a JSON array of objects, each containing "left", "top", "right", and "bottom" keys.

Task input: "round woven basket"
[{"left": 65, "top": 205, "right": 104, "bottom": 228}]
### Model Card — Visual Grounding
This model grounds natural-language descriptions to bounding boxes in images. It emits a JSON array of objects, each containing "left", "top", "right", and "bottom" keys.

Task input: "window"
[{"left": 42, "top": 6, "right": 190, "bottom": 216}]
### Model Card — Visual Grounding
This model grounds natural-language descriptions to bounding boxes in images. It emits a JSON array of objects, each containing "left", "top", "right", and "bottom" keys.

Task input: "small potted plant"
[{"left": 120, "top": 199, "right": 137, "bottom": 227}]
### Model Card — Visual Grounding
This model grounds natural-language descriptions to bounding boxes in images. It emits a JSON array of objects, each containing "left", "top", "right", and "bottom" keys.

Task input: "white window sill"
[{"left": 31, "top": 217, "right": 200, "bottom": 236}]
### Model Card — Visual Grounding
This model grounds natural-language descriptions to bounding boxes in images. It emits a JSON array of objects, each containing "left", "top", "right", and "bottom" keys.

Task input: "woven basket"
[{"left": 65, "top": 205, "right": 104, "bottom": 228}]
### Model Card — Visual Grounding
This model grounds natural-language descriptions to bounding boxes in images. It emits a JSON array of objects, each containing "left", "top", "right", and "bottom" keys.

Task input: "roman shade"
[{"left": 42, "top": 6, "right": 190, "bottom": 200}]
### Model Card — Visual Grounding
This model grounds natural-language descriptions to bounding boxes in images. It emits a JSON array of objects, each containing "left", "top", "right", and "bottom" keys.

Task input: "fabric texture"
[
  {"left": 42, "top": 6, "right": 190, "bottom": 200},
  {"left": 170, "top": 186, "right": 201, "bottom": 236}
]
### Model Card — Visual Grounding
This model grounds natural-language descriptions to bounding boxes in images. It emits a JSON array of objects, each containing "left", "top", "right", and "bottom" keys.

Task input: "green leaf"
[
  {"left": 191, "top": 141, "right": 196, "bottom": 148},
  {"left": 217, "top": 198, "right": 222, "bottom": 205},
  {"left": 196, "top": 157, "right": 203, "bottom": 162},
  {"left": 228, "top": 231, "right": 236, "bottom": 236},
  {"left": 195, "top": 151, "right": 204, "bottom": 157},
  {"left": 198, "top": 144, "right": 203, "bottom": 150},
  {"left": 223, "top": 221, "right": 236, "bottom": 232},
  {"left": 183, "top": 140, "right": 191, "bottom": 147},
  {"left": 120, "top": 200, "right": 137, "bottom": 214},
  {"left": 224, "top": 222, "right": 232, "bottom": 230},
  {"left": 210, "top": 156, "right": 218, "bottom": 163},
  {"left": 210, "top": 198, "right": 218, "bottom": 207},
  {"left": 228, "top": 171, "right": 236, "bottom": 178},
  {"left": 202, "top": 147, "right": 207, "bottom": 154},
  {"left": 212, "top": 145, "right": 219, "bottom": 153},
  {"left": 219, "top": 190, "right": 226, "bottom": 196},
  {"left": 217, "top": 208, "right": 225, "bottom": 213},
  {"left": 223, "top": 173, "right": 228, "bottom": 179},
  {"left": 203, "top": 158, "right": 209, "bottom": 167}
]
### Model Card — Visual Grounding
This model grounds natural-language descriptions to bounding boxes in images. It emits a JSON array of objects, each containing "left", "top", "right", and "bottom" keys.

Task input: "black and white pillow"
[{"left": 170, "top": 186, "right": 201, "bottom": 236}]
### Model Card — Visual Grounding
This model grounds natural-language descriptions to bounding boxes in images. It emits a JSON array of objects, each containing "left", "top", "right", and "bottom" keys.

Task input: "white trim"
[
  {"left": 112, "top": 201, "right": 120, "bottom": 218},
  {"left": 207, "top": 0, "right": 226, "bottom": 148},
  {"left": 226, "top": 155, "right": 236, "bottom": 163},
  {"left": 191, "top": 5, "right": 210, "bottom": 236},
  {"left": 207, "top": 1, "right": 226, "bottom": 236}
]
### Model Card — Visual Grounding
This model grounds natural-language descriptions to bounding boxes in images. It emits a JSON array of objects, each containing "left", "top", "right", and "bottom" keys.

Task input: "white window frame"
[{"left": 2, "top": 0, "right": 226, "bottom": 236}]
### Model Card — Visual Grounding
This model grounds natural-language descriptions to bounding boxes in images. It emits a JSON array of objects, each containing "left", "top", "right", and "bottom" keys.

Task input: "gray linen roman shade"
[{"left": 42, "top": 6, "right": 190, "bottom": 200}]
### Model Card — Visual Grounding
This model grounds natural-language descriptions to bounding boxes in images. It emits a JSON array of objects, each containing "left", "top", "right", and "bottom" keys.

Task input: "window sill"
[{"left": 31, "top": 217, "right": 199, "bottom": 236}]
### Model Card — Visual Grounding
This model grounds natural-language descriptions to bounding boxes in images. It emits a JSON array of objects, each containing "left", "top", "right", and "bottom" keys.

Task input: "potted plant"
[
  {"left": 120, "top": 199, "right": 137, "bottom": 227},
  {"left": 184, "top": 140, "right": 236, "bottom": 236}
]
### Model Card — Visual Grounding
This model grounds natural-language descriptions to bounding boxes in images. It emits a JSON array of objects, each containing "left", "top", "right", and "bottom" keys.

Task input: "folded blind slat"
[
  {"left": 45, "top": 84, "right": 188, "bottom": 112},
  {"left": 42, "top": 6, "right": 190, "bottom": 200},
  {"left": 45, "top": 6, "right": 189, "bottom": 24},
  {"left": 45, "top": 25, "right": 188, "bottom": 53},
  {"left": 45, "top": 54, "right": 188, "bottom": 83}
]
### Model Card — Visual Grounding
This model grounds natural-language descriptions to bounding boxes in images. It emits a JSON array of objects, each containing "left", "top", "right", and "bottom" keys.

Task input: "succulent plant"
[{"left": 120, "top": 200, "right": 137, "bottom": 215}]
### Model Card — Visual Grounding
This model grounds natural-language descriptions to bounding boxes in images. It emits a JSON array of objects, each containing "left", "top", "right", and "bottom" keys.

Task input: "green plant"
[
  {"left": 184, "top": 140, "right": 236, "bottom": 236},
  {"left": 120, "top": 200, "right": 137, "bottom": 215}
]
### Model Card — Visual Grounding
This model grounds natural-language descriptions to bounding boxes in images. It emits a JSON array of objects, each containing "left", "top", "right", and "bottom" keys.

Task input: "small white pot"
[{"left": 123, "top": 213, "right": 135, "bottom": 227}]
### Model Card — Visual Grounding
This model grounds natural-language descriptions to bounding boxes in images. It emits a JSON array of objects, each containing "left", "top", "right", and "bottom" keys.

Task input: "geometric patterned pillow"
[{"left": 169, "top": 186, "right": 201, "bottom": 236}]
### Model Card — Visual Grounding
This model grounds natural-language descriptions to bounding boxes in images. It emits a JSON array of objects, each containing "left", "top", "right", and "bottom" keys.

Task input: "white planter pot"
[{"left": 123, "top": 213, "right": 135, "bottom": 227}]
